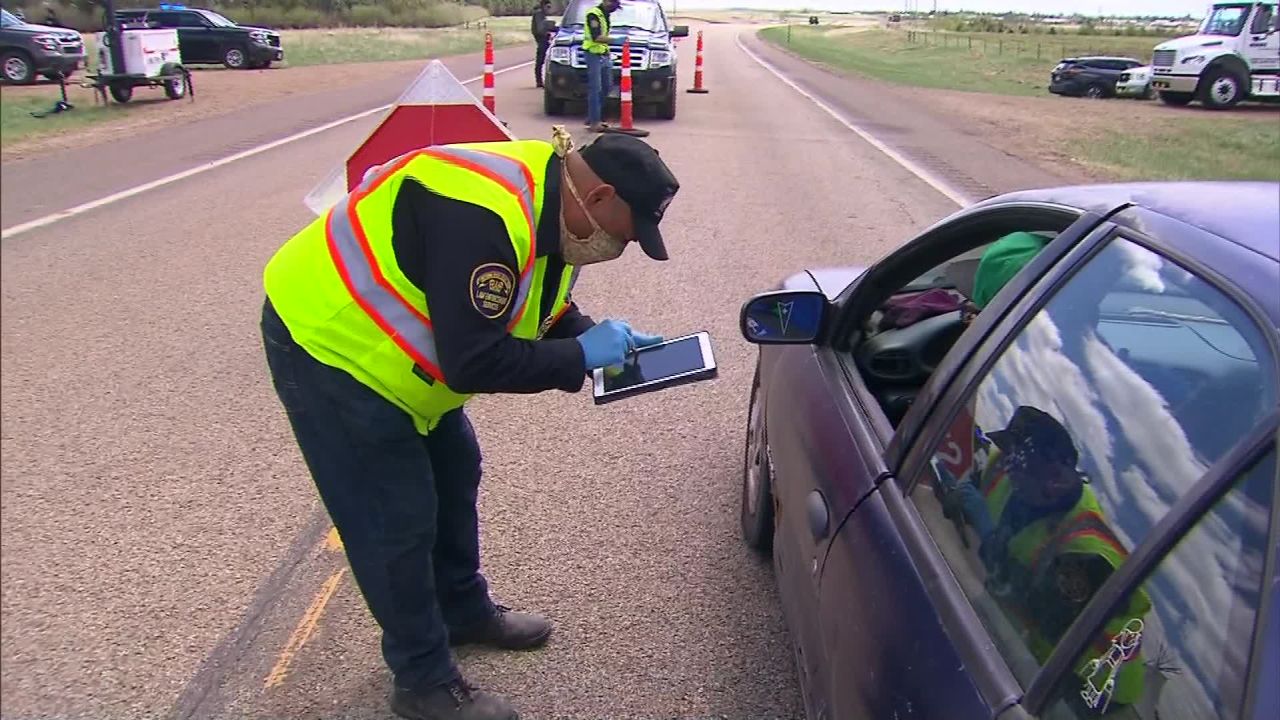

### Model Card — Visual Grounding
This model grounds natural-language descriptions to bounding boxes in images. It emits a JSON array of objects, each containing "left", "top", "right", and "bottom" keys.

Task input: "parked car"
[
  {"left": 1049, "top": 56, "right": 1145, "bottom": 98},
  {"left": 0, "top": 7, "right": 84, "bottom": 84},
  {"left": 543, "top": 0, "right": 688, "bottom": 119},
  {"left": 114, "top": 5, "right": 281, "bottom": 69},
  {"left": 738, "top": 181, "right": 1280, "bottom": 720},
  {"left": 1115, "top": 64, "right": 1155, "bottom": 99}
]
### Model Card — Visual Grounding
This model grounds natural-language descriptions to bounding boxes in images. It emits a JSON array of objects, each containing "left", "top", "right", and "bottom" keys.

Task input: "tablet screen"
[{"left": 602, "top": 335, "right": 706, "bottom": 393}]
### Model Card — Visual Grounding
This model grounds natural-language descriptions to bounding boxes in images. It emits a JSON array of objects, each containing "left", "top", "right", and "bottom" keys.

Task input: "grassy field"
[
  {"left": 1068, "top": 118, "right": 1280, "bottom": 181},
  {"left": 0, "top": 94, "right": 115, "bottom": 147},
  {"left": 759, "top": 25, "right": 1164, "bottom": 96},
  {"left": 759, "top": 25, "right": 1280, "bottom": 181},
  {"left": 280, "top": 21, "right": 527, "bottom": 66}
]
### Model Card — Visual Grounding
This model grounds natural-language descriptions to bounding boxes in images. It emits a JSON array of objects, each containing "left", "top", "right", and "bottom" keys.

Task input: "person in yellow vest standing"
[
  {"left": 259, "top": 130, "right": 680, "bottom": 720},
  {"left": 583, "top": 0, "right": 620, "bottom": 132}
]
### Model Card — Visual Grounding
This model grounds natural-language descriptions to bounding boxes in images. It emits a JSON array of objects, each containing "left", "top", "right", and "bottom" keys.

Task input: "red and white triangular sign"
[{"left": 304, "top": 58, "right": 515, "bottom": 215}]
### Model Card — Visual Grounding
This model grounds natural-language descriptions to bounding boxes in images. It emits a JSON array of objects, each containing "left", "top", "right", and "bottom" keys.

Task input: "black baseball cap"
[
  {"left": 579, "top": 133, "right": 680, "bottom": 261},
  {"left": 987, "top": 405, "right": 1078, "bottom": 467}
]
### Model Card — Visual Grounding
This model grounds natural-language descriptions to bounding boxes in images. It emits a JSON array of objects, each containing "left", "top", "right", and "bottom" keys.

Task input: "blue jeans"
[
  {"left": 585, "top": 50, "right": 611, "bottom": 125},
  {"left": 260, "top": 299, "right": 495, "bottom": 692}
]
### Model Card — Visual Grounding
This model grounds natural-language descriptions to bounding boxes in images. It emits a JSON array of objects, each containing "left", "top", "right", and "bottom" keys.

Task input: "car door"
[
  {"left": 788, "top": 202, "right": 1110, "bottom": 719},
  {"left": 875, "top": 222, "right": 1279, "bottom": 720},
  {"left": 1245, "top": 4, "right": 1280, "bottom": 75},
  {"left": 164, "top": 10, "right": 212, "bottom": 63},
  {"left": 761, "top": 314, "right": 897, "bottom": 715}
]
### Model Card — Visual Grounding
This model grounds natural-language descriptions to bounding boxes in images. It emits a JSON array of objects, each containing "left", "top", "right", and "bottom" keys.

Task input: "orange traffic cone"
[
  {"left": 482, "top": 32, "right": 496, "bottom": 115},
  {"left": 603, "top": 38, "right": 649, "bottom": 137},
  {"left": 687, "top": 30, "right": 709, "bottom": 94}
]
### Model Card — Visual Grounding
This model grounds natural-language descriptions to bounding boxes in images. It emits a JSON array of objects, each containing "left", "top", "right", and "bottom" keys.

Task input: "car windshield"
[
  {"left": 563, "top": 0, "right": 664, "bottom": 31},
  {"left": 1198, "top": 3, "right": 1251, "bottom": 35},
  {"left": 1, "top": 8, "right": 22, "bottom": 27},
  {"left": 196, "top": 9, "right": 237, "bottom": 27}
]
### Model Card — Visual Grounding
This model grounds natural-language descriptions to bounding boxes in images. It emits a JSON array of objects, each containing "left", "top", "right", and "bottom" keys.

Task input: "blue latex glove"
[
  {"left": 631, "top": 330, "right": 664, "bottom": 349},
  {"left": 576, "top": 319, "right": 635, "bottom": 370}
]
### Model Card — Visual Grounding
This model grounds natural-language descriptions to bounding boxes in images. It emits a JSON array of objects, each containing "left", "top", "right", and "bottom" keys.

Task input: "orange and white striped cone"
[
  {"left": 687, "top": 30, "right": 709, "bottom": 94},
  {"left": 603, "top": 38, "right": 649, "bottom": 137},
  {"left": 482, "top": 32, "right": 496, "bottom": 115}
]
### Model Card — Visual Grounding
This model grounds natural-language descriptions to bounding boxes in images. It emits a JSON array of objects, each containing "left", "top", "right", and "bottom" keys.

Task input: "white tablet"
[{"left": 591, "top": 331, "right": 717, "bottom": 405}]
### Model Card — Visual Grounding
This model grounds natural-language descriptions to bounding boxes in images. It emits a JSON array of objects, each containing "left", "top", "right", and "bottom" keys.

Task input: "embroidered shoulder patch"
[{"left": 470, "top": 263, "right": 516, "bottom": 319}]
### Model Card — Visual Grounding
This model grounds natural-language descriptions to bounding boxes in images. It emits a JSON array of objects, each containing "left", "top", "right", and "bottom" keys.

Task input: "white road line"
[
  {"left": 0, "top": 60, "right": 535, "bottom": 240},
  {"left": 734, "top": 33, "right": 971, "bottom": 209}
]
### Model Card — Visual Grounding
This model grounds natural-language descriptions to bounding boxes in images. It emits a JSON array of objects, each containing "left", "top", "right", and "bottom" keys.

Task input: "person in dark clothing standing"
[
  {"left": 531, "top": 0, "right": 552, "bottom": 87},
  {"left": 259, "top": 130, "right": 680, "bottom": 720}
]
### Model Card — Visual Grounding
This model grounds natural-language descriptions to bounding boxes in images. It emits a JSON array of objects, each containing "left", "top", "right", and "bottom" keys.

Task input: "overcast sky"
[{"left": 658, "top": 0, "right": 1212, "bottom": 18}]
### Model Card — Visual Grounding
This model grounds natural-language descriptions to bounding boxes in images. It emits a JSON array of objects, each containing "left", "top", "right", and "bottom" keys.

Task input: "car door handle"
[{"left": 807, "top": 490, "right": 829, "bottom": 540}]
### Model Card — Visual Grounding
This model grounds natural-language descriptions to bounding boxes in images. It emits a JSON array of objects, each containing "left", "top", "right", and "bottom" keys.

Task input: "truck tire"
[
  {"left": 1199, "top": 65, "right": 1245, "bottom": 109},
  {"left": 109, "top": 82, "right": 133, "bottom": 103},
  {"left": 223, "top": 47, "right": 248, "bottom": 70},
  {"left": 1159, "top": 90, "right": 1194, "bottom": 106},
  {"left": 543, "top": 88, "right": 566, "bottom": 116},
  {"left": 1, "top": 50, "right": 35, "bottom": 84},
  {"left": 656, "top": 88, "right": 676, "bottom": 119}
]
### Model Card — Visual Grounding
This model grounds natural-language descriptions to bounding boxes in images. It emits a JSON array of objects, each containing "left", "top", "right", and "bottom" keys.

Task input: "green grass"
[
  {"left": 759, "top": 26, "right": 1164, "bottom": 96},
  {"left": 279, "top": 21, "right": 528, "bottom": 67},
  {"left": 0, "top": 94, "right": 114, "bottom": 146},
  {"left": 1070, "top": 119, "right": 1280, "bottom": 181},
  {"left": 759, "top": 25, "right": 1280, "bottom": 182}
]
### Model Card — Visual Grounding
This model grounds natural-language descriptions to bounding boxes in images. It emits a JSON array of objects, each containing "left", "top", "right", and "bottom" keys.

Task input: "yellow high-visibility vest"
[{"left": 263, "top": 140, "right": 579, "bottom": 434}]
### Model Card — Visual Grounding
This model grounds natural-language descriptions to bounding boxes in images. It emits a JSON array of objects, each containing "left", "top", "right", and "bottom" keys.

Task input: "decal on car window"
[{"left": 1079, "top": 617, "right": 1145, "bottom": 714}]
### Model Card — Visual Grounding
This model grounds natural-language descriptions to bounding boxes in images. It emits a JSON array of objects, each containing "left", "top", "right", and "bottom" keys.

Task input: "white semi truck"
[{"left": 1150, "top": 1, "right": 1280, "bottom": 109}]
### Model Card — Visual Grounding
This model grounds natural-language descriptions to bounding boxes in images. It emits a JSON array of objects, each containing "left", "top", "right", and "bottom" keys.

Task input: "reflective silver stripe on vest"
[
  {"left": 327, "top": 204, "right": 442, "bottom": 372},
  {"left": 327, "top": 146, "right": 543, "bottom": 376}
]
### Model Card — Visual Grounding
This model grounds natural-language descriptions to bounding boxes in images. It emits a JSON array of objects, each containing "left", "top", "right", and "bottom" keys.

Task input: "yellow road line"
[
  {"left": 262, "top": 567, "right": 347, "bottom": 689},
  {"left": 323, "top": 526, "right": 344, "bottom": 552}
]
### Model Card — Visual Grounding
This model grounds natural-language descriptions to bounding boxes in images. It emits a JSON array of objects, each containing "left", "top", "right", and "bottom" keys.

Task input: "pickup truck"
[{"left": 543, "top": 0, "right": 688, "bottom": 120}]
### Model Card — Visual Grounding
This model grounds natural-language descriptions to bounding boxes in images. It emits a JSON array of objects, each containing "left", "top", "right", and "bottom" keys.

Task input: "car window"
[
  {"left": 561, "top": 0, "right": 664, "bottom": 31},
  {"left": 905, "top": 236, "right": 1277, "bottom": 691},
  {"left": 173, "top": 12, "right": 207, "bottom": 28},
  {"left": 1043, "top": 447, "right": 1274, "bottom": 720},
  {"left": 1251, "top": 5, "right": 1274, "bottom": 34},
  {"left": 1, "top": 8, "right": 21, "bottom": 27}
]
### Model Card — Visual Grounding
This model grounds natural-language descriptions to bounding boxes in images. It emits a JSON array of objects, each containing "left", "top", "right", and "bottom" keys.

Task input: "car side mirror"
[
  {"left": 740, "top": 290, "right": 828, "bottom": 344},
  {"left": 671, "top": 25, "right": 689, "bottom": 37}
]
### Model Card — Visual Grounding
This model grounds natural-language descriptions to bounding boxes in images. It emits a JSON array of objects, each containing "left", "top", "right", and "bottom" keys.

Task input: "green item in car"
[{"left": 972, "top": 231, "right": 1049, "bottom": 310}]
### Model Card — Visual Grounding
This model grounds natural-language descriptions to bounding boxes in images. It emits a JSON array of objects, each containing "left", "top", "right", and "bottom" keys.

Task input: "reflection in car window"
[
  {"left": 561, "top": 0, "right": 663, "bottom": 31},
  {"left": 1047, "top": 449, "right": 1274, "bottom": 720},
  {"left": 907, "top": 237, "right": 1276, "bottom": 698}
]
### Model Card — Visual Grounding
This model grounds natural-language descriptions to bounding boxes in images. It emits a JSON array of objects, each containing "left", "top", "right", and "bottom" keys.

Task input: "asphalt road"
[{"left": 3, "top": 22, "right": 1030, "bottom": 720}]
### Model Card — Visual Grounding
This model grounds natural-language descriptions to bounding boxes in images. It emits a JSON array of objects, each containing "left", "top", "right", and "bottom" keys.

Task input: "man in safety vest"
[
  {"left": 259, "top": 131, "right": 680, "bottom": 720},
  {"left": 583, "top": 0, "right": 620, "bottom": 132},
  {"left": 949, "top": 406, "right": 1151, "bottom": 710}
]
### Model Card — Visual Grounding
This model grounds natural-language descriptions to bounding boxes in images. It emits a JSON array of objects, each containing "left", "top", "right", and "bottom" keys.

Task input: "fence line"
[{"left": 902, "top": 29, "right": 1151, "bottom": 62}]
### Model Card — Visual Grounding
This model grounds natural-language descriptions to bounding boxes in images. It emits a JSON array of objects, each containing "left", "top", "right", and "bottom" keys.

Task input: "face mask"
[{"left": 559, "top": 161, "right": 628, "bottom": 266}]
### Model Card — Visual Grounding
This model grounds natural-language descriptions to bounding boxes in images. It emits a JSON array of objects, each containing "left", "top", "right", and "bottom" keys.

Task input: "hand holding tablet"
[{"left": 591, "top": 331, "right": 717, "bottom": 405}]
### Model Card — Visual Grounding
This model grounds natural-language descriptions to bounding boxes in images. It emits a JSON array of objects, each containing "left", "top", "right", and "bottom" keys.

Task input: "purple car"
[{"left": 738, "top": 182, "right": 1280, "bottom": 720}]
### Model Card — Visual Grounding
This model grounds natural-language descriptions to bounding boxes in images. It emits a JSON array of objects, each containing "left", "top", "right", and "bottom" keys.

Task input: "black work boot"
[
  {"left": 448, "top": 604, "right": 552, "bottom": 650},
  {"left": 391, "top": 678, "right": 518, "bottom": 720}
]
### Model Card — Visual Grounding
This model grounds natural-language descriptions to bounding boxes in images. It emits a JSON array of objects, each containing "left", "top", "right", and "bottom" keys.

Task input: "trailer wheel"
[
  {"left": 161, "top": 64, "right": 186, "bottom": 99},
  {"left": 109, "top": 83, "right": 133, "bottom": 103},
  {"left": 1199, "top": 65, "right": 1245, "bottom": 109}
]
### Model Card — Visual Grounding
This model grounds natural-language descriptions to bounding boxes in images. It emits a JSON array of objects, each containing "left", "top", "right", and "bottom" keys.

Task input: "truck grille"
[
  {"left": 1152, "top": 49, "right": 1176, "bottom": 67},
  {"left": 572, "top": 45, "right": 646, "bottom": 69}
]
